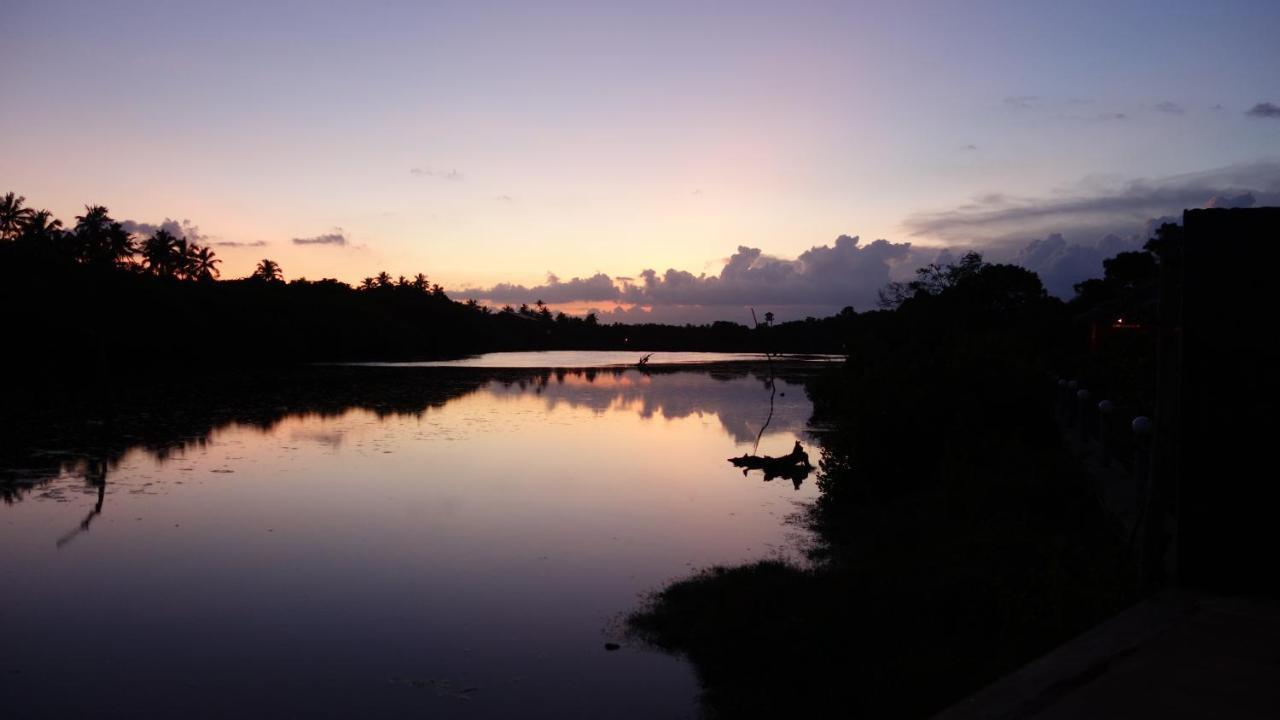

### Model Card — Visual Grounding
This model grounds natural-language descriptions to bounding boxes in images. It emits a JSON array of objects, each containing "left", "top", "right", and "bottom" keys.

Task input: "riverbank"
[{"left": 626, "top": 359, "right": 1138, "bottom": 717}]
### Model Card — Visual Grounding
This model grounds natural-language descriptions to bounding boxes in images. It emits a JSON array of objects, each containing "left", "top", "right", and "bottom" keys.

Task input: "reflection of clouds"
[
  {"left": 482, "top": 369, "right": 813, "bottom": 444},
  {"left": 3, "top": 365, "right": 818, "bottom": 504}
]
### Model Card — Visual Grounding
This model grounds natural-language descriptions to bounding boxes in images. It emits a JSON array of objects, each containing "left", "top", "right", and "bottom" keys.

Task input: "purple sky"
[{"left": 3, "top": 1, "right": 1279, "bottom": 322}]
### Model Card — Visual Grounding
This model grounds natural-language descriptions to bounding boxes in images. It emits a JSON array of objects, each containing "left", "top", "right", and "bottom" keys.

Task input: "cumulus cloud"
[
  {"left": 410, "top": 167, "right": 464, "bottom": 180},
  {"left": 461, "top": 272, "right": 621, "bottom": 305},
  {"left": 1011, "top": 232, "right": 1149, "bottom": 297},
  {"left": 292, "top": 229, "right": 348, "bottom": 246},
  {"left": 1246, "top": 102, "right": 1280, "bottom": 119},
  {"left": 904, "top": 161, "right": 1280, "bottom": 246},
  {"left": 463, "top": 235, "right": 912, "bottom": 321},
  {"left": 120, "top": 218, "right": 204, "bottom": 241}
]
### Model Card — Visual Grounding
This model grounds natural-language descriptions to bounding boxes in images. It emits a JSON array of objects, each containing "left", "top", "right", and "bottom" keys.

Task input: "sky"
[{"left": 3, "top": 0, "right": 1279, "bottom": 322}]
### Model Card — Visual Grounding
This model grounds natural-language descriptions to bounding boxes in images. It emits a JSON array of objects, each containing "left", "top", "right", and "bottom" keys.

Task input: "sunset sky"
[{"left": 3, "top": 1, "right": 1278, "bottom": 321}]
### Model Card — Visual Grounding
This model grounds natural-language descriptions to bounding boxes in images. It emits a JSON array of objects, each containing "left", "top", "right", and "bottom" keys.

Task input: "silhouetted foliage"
[
  {"left": 629, "top": 249, "right": 1139, "bottom": 718},
  {"left": 1, "top": 192, "right": 864, "bottom": 382}
]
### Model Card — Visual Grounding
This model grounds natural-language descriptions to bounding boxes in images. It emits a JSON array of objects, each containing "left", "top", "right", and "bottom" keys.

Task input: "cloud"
[
  {"left": 1099, "top": 112, "right": 1127, "bottom": 120},
  {"left": 120, "top": 218, "right": 204, "bottom": 242},
  {"left": 902, "top": 161, "right": 1280, "bottom": 299},
  {"left": 904, "top": 161, "right": 1280, "bottom": 246},
  {"left": 410, "top": 167, "right": 464, "bottom": 181},
  {"left": 1205, "top": 192, "right": 1256, "bottom": 209},
  {"left": 461, "top": 272, "right": 622, "bottom": 304},
  {"left": 463, "top": 235, "right": 912, "bottom": 320},
  {"left": 212, "top": 240, "right": 268, "bottom": 248},
  {"left": 1246, "top": 102, "right": 1280, "bottom": 119},
  {"left": 292, "top": 229, "right": 348, "bottom": 246},
  {"left": 1011, "top": 232, "right": 1148, "bottom": 297},
  {"left": 1153, "top": 101, "right": 1184, "bottom": 115},
  {"left": 1003, "top": 95, "right": 1038, "bottom": 109}
]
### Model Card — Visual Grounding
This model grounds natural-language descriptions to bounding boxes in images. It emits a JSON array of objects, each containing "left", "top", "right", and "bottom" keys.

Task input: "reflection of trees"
[
  {"left": 55, "top": 458, "right": 106, "bottom": 548},
  {"left": 2, "top": 365, "right": 818, "bottom": 519},
  {"left": 0, "top": 368, "right": 495, "bottom": 507}
]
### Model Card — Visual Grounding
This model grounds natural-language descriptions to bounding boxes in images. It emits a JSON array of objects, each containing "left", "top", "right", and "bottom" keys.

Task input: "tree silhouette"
[
  {"left": 189, "top": 245, "right": 221, "bottom": 281},
  {"left": 141, "top": 229, "right": 181, "bottom": 277},
  {"left": 0, "top": 192, "right": 35, "bottom": 241},
  {"left": 253, "top": 258, "right": 284, "bottom": 282},
  {"left": 73, "top": 205, "right": 136, "bottom": 268},
  {"left": 16, "top": 209, "right": 62, "bottom": 247}
]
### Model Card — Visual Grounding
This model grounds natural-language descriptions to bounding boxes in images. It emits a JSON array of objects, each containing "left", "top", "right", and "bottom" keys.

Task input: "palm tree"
[
  {"left": 141, "top": 229, "right": 181, "bottom": 277},
  {"left": 412, "top": 273, "right": 429, "bottom": 291},
  {"left": 0, "top": 192, "right": 35, "bottom": 241},
  {"left": 375, "top": 271, "right": 392, "bottom": 288},
  {"left": 253, "top": 258, "right": 283, "bottom": 282},
  {"left": 359, "top": 276, "right": 376, "bottom": 291},
  {"left": 172, "top": 237, "right": 192, "bottom": 278},
  {"left": 189, "top": 245, "right": 220, "bottom": 281},
  {"left": 73, "top": 205, "right": 136, "bottom": 267},
  {"left": 16, "top": 209, "right": 62, "bottom": 245}
]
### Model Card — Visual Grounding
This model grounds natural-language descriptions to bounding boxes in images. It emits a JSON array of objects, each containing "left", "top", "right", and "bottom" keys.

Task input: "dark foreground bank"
[{"left": 626, "top": 253, "right": 1143, "bottom": 717}]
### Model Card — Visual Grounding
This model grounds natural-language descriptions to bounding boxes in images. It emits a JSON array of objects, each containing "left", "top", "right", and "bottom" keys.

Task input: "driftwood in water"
[{"left": 729, "top": 441, "right": 814, "bottom": 489}]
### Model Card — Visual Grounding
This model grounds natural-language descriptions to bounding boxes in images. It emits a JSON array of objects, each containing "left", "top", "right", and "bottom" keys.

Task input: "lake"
[{"left": 0, "top": 356, "right": 825, "bottom": 719}]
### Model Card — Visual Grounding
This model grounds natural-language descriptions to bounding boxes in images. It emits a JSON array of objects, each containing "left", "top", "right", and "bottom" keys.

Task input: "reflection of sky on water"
[
  {"left": 0, "top": 367, "right": 818, "bottom": 719},
  {"left": 485, "top": 369, "right": 812, "bottom": 446}
]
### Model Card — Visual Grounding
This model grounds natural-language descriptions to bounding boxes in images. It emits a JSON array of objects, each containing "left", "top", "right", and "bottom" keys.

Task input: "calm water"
[
  {"left": 1, "top": 359, "right": 821, "bottom": 719},
  {"left": 349, "top": 350, "right": 841, "bottom": 368}
]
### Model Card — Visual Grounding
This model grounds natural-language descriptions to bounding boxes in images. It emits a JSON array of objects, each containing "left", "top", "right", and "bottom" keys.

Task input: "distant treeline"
[
  {"left": 1, "top": 190, "right": 1161, "bottom": 383},
  {"left": 0, "top": 192, "right": 858, "bottom": 379}
]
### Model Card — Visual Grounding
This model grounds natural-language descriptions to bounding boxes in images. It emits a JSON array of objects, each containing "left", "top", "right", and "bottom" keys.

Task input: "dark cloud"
[
  {"left": 1153, "top": 101, "right": 1184, "bottom": 115},
  {"left": 292, "top": 229, "right": 348, "bottom": 246},
  {"left": 1246, "top": 102, "right": 1280, "bottom": 119},
  {"left": 212, "top": 240, "right": 268, "bottom": 248},
  {"left": 120, "top": 218, "right": 203, "bottom": 241},
  {"left": 904, "top": 161, "right": 1280, "bottom": 246},
  {"left": 903, "top": 162, "right": 1280, "bottom": 299},
  {"left": 464, "top": 235, "right": 912, "bottom": 320},
  {"left": 410, "top": 167, "right": 464, "bottom": 181},
  {"left": 461, "top": 272, "right": 621, "bottom": 305},
  {"left": 1205, "top": 192, "right": 1256, "bottom": 209}
]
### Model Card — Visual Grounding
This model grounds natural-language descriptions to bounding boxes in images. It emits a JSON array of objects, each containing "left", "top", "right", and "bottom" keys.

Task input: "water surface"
[
  {"left": 349, "top": 350, "right": 841, "bottom": 368},
  {"left": 1, "top": 360, "right": 821, "bottom": 718}
]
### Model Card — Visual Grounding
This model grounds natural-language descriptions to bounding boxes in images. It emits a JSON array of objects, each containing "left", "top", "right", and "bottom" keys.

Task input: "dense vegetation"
[{"left": 628, "top": 245, "right": 1167, "bottom": 718}]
